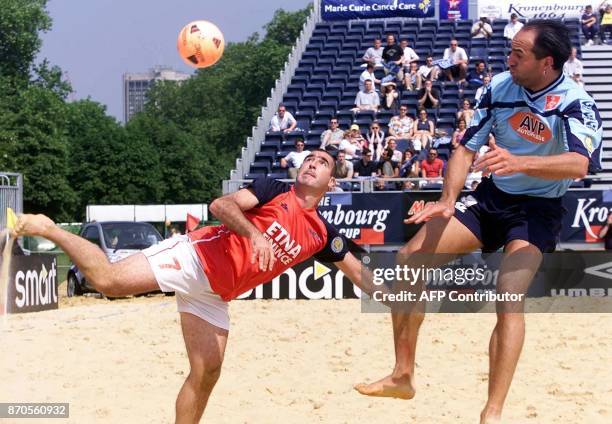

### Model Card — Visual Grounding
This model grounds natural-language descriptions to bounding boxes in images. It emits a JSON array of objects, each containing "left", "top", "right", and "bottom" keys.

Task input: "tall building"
[{"left": 123, "top": 66, "right": 191, "bottom": 122}]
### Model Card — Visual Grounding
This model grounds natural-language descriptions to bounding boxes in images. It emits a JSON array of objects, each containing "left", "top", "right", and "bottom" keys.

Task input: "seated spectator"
[
  {"left": 352, "top": 79, "right": 379, "bottom": 113},
  {"left": 359, "top": 62, "right": 380, "bottom": 92},
  {"left": 417, "top": 79, "right": 440, "bottom": 109},
  {"left": 339, "top": 124, "right": 365, "bottom": 160},
  {"left": 280, "top": 138, "right": 310, "bottom": 179},
  {"left": 471, "top": 16, "right": 493, "bottom": 39},
  {"left": 362, "top": 38, "right": 384, "bottom": 67},
  {"left": 386, "top": 105, "right": 414, "bottom": 148},
  {"left": 399, "top": 149, "right": 420, "bottom": 189},
  {"left": 413, "top": 108, "right": 435, "bottom": 153},
  {"left": 442, "top": 39, "right": 469, "bottom": 83},
  {"left": 333, "top": 150, "right": 354, "bottom": 180},
  {"left": 467, "top": 60, "right": 487, "bottom": 87},
  {"left": 420, "top": 147, "right": 444, "bottom": 187},
  {"left": 563, "top": 47, "right": 584, "bottom": 87},
  {"left": 353, "top": 148, "right": 378, "bottom": 177},
  {"left": 582, "top": 5, "right": 599, "bottom": 45},
  {"left": 504, "top": 13, "right": 524, "bottom": 40},
  {"left": 403, "top": 61, "right": 421, "bottom": 91},
  {"left": 366, "top": 120, "right": 385, "bottom": 160},
  {"left": 457, "top": 99, "right": 475, "bottom": 125},
  {"left": 381, "top": 33, "right": 404, "bottom": 85},
  {"left": 269, "top": 104, "right": 296, "bottom": 133},
  {"left": 376, "top": 148, "right": 400, "bottom": 190},
  {"left": 451, "top": 119, "right": 467, "bottom": 149},
  {"left": 601, "top": 5, "right": 612, "bottom": 43},
  {"left": 418, "top": 55, "right": 440, "bottom": 83},
  {"left": 320, "top": 117, "right": 344, "bottom": 151},
  {"left": 384, "top": 138, "right": 403, "bottom": 163},
  {"left": 475, "top": 75, "right": 491, "bottom": 102},
  {"left": 400, "top": 38, "right": 419, "bottom": 69},
  {"left": 381, "top": 81, "right": 399, "bottom": 112}
]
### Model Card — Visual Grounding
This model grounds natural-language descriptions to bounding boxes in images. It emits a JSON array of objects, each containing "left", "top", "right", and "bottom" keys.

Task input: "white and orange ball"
[{"left": 177, "top": 20, "right": 224, "bottom": 68}]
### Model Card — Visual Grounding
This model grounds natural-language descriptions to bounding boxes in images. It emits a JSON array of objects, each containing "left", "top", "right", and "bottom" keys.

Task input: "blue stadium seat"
[
  {"left": 267, "top": 171, "right": 288, "bottom": 180},
  {"left": 250, "top": 161, "right": 271, "bottom": 174},
  {"left": 245, "top": 173, "right": 265, "bottom": 180}
]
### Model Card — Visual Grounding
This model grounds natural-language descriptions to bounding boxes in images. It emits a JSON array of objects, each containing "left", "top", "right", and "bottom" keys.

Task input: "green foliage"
[{"left": 0, "top": 3, "right": 312, "bottom": 221}]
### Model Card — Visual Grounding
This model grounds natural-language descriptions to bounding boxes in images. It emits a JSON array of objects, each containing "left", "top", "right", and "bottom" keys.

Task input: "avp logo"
[{"left": 509, "top": 112, "right": 552, "bottom": 144}]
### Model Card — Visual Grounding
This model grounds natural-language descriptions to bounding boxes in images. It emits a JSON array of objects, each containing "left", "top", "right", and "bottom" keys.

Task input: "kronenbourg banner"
[{"left": 478, "top": 0, "right": 588, "bottom": 21}]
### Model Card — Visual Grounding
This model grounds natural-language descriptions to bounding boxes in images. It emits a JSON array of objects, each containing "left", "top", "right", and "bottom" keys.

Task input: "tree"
[{"left": 264, "top": 5, "right": 313, "bottom": 46}]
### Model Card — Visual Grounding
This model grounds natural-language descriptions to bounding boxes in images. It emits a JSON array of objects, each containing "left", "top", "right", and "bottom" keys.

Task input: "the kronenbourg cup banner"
[
  {"left": 6, "top": 255, "right": 59, "bottom": 314},
  {"left": 321, "top": 0, "right": 435, "bottom": 21},
  {"left": 561, "top": 190, "right": 612, "bottom": 244},
  {"left": 478, "top": 0, "right": 587, "bottom": 20}
]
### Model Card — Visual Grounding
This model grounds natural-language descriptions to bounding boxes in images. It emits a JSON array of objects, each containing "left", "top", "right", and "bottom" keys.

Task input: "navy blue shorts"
[{"left": 454, "top": 178, "right": 566, "bottom": 253}]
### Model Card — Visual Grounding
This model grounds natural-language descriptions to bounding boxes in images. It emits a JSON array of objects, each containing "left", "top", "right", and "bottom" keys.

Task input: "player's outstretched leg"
[
  {"left": 176, "top": 312, "right": 228, "bottom": 423},
  {"left": 354, "top": 216, "right": 481, "bottom": 400},
  {"left": 12, "top": 214, "right": 159, "bottom": 296}
]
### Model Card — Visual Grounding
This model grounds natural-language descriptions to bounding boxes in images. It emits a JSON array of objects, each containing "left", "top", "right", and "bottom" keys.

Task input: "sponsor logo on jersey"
[
  {"left": 262, "top": 221, "right": 302, "bottom": 265},
  {"left": 583, "top": 136, "right": 594, "bottom": 155},
  {"left": 509, "top": 112, "right": 552, "bottom": 144},
  {"left": 331, "top": 236, "right": 344, "bottom": 253},
  {"left": 544, "top": 94, "right": 562, "bottom": 111},
  {"left": 580, "top": 100, "right": 599, "bottom": 132}
]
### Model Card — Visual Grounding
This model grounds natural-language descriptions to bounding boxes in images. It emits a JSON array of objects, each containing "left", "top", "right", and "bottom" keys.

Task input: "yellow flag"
[{"left": 6, "top": 208, "right": 17, "bottom": 229}]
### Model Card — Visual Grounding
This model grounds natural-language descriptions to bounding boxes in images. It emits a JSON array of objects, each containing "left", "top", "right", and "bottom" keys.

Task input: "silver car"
[{"left": 66, "top": 221, "right": 163, "bottom": 297}]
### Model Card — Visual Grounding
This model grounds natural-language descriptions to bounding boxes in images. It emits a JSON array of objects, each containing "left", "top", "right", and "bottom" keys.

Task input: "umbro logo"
[{"left": 280, "top": 202, "right": 288, "bottom": 211}]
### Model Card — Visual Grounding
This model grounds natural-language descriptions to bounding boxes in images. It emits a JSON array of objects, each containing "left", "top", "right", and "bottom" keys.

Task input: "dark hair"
[
  {"left": 510, "top": 13, "right": 518, "bottom": 19},
  {"left": 330, "top": 116, "right": 338, "bottom": 122},
  {"left": 366, "top": 62, "right": 374, "bottom": 70},
  {"left": 476, "top": 60, "right": 486, "bottom": 67},
  {"left": 400, "top": 38, "right": 409, "bottom": 43},
  {"left": 362, "top": 147, "right": 372, "bottom": 155},
  {"left": 295, "top": 138, "right": 305, "bottom": 145},
  {"left": 386, "top": 33, "right": 395, "bottom": 40},
  {"left": 522, "top": 19, "right": 571, "bottom": 70},
  {"left": 309, "top": 148, "right": 336, "bottom": 165},
  {"left": 384, "top": 147, "right": 394, "bottom": 157}
]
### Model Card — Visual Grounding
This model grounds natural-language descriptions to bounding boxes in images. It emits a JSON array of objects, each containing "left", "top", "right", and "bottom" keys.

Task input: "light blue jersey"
[{"left": 462, "top": 71, "right": 603, "bottom": 198}]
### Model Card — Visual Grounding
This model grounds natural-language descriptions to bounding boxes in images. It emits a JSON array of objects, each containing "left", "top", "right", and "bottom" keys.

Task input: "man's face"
[
  {"left": 450, "top": 40, "right": 458, "bottom": 51},
  {"left": 388, "top": 140, "right": 396, "bottom": 150},
  {"left": 476, "top": 62, "right": 485, "bottom": 72},
  {"left": 426, "top": 57, "right": 434, "bottom": 66},
  {"left": 386, "top": 35, "right": 395, "bottom": 45},
  {"left": 483, "top": 76, "right": 491, "bottom": 85},
  {"left": 374, "top": 39, "right": 381, "bottom": 48},
  {"left": 399, "top": 106, "right": 407, "bottom": 116},
  {"left": 295, "top": 141, "right": 305, "bottom": 152},
  {"left": 511, "top": 15, "right": 518, "bottom": 23},
  {"left": 425, "top": 81, "right": 432, "bottom": 90},
  {"left": 400, "top": 40, "right": 408, "bottom": 49},
  {"left": 507, "top": 29, "right": 551, "bottom": 88},
  {"left": 278, "top": 107, "right": 285, "bottom": 117},
  {"left": 427, "top": 150, "right": 438, "bottom": 163},
  {"left": 363, "top": 151, "right": 371, "bottom": 163},
  {"left": 365, "top": 80, "right": 373, "bottom": 92},
  {"left": 337, "top": 152, "right": 345, "bottom": 163},
  {"left": 297, "top": 151, "right": 335, "bottom": 191},
  {"left": 330, "top": 119, "right": 338, "bottom": 129}
]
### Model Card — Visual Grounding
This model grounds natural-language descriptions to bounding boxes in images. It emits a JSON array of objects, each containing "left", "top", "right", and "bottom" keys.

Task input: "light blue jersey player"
[{"left": 462, "top": 70, "right": 603, "bottom": 198}]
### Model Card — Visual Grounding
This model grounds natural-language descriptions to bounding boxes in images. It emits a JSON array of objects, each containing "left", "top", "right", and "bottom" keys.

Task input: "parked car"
[{"left": 66, "top": 221, "right": 163, "bottom": 297}]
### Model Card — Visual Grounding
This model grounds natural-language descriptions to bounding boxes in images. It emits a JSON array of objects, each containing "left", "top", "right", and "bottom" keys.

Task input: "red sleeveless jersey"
[{"left": 188, "top": 178, "right": 348, "bottom": 301}]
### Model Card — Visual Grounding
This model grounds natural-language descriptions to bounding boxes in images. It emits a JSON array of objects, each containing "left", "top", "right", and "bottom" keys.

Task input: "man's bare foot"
[
  {"left": 13, "top": 214, "right": 56, "bottom": 238},
  {"left": 354, "top": 374, "right": 415, "bottom": 400},
  {"left": 480, "top": 407, "right": 502, "bottom": 424}
]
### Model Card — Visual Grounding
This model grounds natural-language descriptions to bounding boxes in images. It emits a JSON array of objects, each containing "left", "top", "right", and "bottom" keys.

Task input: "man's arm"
[
  {"left": 285, "top": 115, "right": 297, "bottom": 132},
  {"left": 418, "top": 90, "right": 427, "bottom": 106},
  {"left": 209, "top": 188, "right": 276, "bottom": 271},
  {"left": 346, "top": 163, "right": 354, "bottom": 179}
]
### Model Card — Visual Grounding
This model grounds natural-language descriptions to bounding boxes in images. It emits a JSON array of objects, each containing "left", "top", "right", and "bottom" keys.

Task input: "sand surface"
[{"left": 0, "top": 288, "right": 611, "bottom": 423}]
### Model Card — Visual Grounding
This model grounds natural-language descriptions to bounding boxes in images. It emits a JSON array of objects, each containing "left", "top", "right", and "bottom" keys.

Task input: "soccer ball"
[{"left": 177, "top": 20, "right": 225, "bottom": 68}]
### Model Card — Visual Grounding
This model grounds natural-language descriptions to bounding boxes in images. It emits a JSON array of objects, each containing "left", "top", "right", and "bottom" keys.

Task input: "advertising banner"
[
  {"left": 439, "top": 0, "right": 469, "bottom": 21},
  {"left": 477, "top": 0, "right": 588, "bottom": 21},
  {"left": 561, "top": 190, "right": 610, "bottom": 244},
  {"left": 321, "top": 0, "right": 435, "bottom": 21},
  {"left": 6, "top": 255, "right": 58, "bottom": 314}
]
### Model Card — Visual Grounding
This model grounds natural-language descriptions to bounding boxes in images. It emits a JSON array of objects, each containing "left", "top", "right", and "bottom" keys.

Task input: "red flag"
[{"left": 186, "top": 213, "right": 200, "bottom": 233}]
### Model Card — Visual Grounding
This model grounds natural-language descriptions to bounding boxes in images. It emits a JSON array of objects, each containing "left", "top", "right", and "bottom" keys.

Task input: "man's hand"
[
  {"left": 404, "top": 201, "right": 455, "bottom": 224},
  {"left": 473, "top": 139, "right": 522, "bottom": 176},
  {"left": 12, "top": 214, "right": 56, "bottom": 238},
  {"left": 250, "top": 232, "right": 276, "bottom": 271}
]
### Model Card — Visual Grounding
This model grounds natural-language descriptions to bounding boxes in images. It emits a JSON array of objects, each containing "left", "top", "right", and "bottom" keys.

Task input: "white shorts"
[{"left": 142, "top": 235, "right": 230, "bottom": 330}]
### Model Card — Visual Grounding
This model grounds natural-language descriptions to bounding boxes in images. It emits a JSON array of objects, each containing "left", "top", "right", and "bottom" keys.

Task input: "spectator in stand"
[
  {"left": 384, "top": 138, "right": 403, "bottom": 163},
  {"left": 599, "top": 4, "right": 612, "bottom": 43},
  {"left": 582, "top": 5, "right": 599, "bottom": 45},
  {"left": 420, "top": 147, "right": 444, "bottom": 187},
  {"left": 362, "top": 37, "right": 384, "bottom": 67},
  {"left": 381, "top": 81, "right": 400, "bottom": 112},
  {"left": 403, "top": 61, "right": 421, "bottom": 91},
  {"left": 451, "top": 118, "right": 468, "bottom": 150},
  {"left": 504, "top": 13, "right": 524, "bottom": 40},
  {"left": 376, "top": 148, "right": 400, "bottom": 190},
  {"left": 475, "top": 75, "right": 491, "bottom": 102},
  {"left": 400, "top": 38, "right": 419, "bottom": 69},
  {"left": 471, "top": 16, "right": 493, "bottom": 39},
  {"left": 354, "top": 148, "right": 378, "bottom": 177},
  {"left": 381, "top": 34, "right": 404, "bottom": 85},
  {"left": 417, "top": 79, "right": 440, "bottom": 109},
  {"left": 339, "top": 124, "right": 365, "bottom": 160},
  {"left": 563, "top": 47, "right": 584, "bottom": 87},
  {"left": 269, "top": 104, "right": 297, "bottom": 133},
  {"left": 280, "top": 138, "right": 310, "bottom": 179},
  {"left": 467, "top": 60, "right": 487, "bottom": 87},
  {"left": 442, "top": 39, "right": 469, "bottom": 84},
  {"left": 457, "top": 99, "right": 475, "bottom": 125},
  {"left": 366, "top": 121, "right": 385, "bottom": 161},
  {"left": 413, "top": 108, "right": 435, "bottom": 154},
  {"left": 320, "top": 117, "right": 344, "bottom": 152},
  {"left": 333, "top": 150, "right": 354, "bottom": 180},
  {"left": 399, "top": 149, "right": 420, "bottom": 189},
  {"left": 352, "top": 79, "right": 380, "bottom": 113},
  {"left": 418, "top": 55, "right": 440, "bottom": 83},
  {"left": 386, "top": 105, "right": 414, "bottom": 149},
  {"left": 359, "top": 62, "right": 380, "bottom": 93}
]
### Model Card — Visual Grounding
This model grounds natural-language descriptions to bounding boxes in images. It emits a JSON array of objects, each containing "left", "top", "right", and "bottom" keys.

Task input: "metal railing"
[
  {"left": 0, "top": 172, "right": 23, "bottom": 231},
  {"left": 224, "top": 5, "right": 322, "bottom": 193}
]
